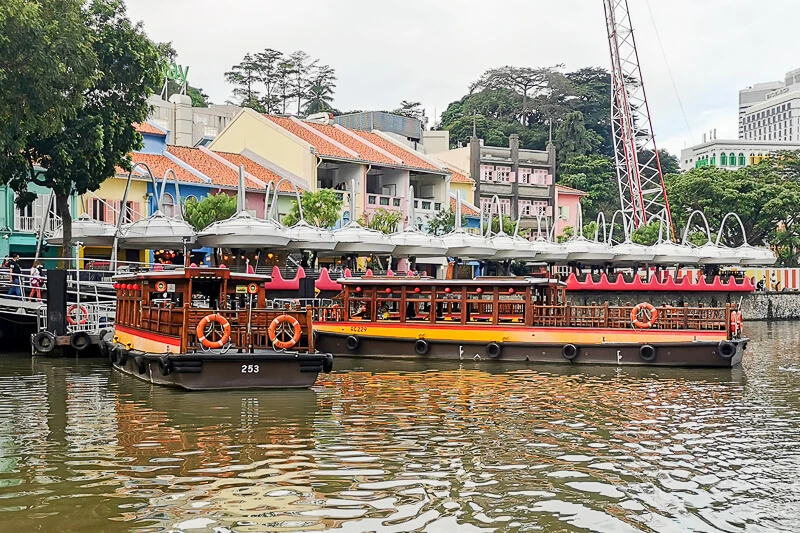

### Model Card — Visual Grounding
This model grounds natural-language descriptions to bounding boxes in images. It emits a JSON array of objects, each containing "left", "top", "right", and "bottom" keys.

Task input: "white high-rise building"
[{"left": 739, "top": 68, "right": 800, "bottom": 142}]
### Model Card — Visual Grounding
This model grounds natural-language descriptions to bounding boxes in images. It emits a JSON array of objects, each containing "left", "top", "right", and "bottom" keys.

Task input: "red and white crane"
[{"left": 604, "top": 0, "right": 674, "bottom": 236}]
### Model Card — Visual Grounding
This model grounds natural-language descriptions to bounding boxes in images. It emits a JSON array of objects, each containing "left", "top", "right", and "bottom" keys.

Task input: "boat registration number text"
[
  {"left": 349, "top": 326, "right": 368, "bottom": 333},
  {"left": 241, "top": 364, "right": 260, "bottom": 374}
]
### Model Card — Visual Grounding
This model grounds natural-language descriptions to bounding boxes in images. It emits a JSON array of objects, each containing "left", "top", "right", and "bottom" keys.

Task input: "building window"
[
  {"left": 720, "top": 153, "right": 727, "bottom": 166},
  {"left": 729, "top": 153, "right": 736, "bottom": 166},
  {"left": 558, "top": 205, "right": 570, "bottom": 220},
  {"left": 162, "top": 193, "right": 176, "bottom": 217},
  {"left": 738, "top": 153, "right": 746, "bottom": 166},
  {"left": 90, "top": 198, "right": 105, "bottom": 222}
]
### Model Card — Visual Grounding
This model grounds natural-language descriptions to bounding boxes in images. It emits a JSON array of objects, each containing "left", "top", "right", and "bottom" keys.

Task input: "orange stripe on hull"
[
  {"left": 312, "top": 321, "right": 726, "bottom": 344},
  {"left": 114, "top": 325, "right": 181, "bottom": 354}
]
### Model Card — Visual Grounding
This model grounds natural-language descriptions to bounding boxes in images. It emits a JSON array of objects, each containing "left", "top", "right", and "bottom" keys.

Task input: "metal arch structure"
[{"left": 603, "top": 0, "right": 674, "bottom": 238}]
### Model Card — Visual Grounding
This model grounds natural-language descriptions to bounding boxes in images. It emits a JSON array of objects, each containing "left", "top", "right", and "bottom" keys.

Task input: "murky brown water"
[{"left": 1, "top": 322, "right": 799, "bottom": 532}]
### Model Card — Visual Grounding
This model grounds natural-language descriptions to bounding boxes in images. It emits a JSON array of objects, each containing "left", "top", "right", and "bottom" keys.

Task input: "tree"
[
  {"left": 0, "top": 0, "right": 161, "bottom": 259},
  {"left": 359, "top": 208, "right": 403, "bottom": 234},
  {"left": 304, "top": 64, "right": 337, "bottom": 115},
  {"left": 184, "top": 192, "right": 237, "bottom": 231},
  {"left": 425, "top": 208, "right": 467, "bottom": 236},
  {"left": 155, "top": 43, "right": 209, "bottom": 107},
  {"left": 224, "top": 53, "right": 264, "bottom": 111},
  {"left": 281, "top": 189, "right": 343, "bottom": 228},
  {"left": 392, "top": 101, "right": 426, "bottom": 124},
  {"left": 0, "top": 0, "right": 95, "bottom": 168},
  {"left": 554, "top": 111, "right": 602, "bottom": 166},
  {"left": 557, "top": 155, "right": 618, "bottom": 223},
  {"left": 254, "top": 48, "right": 284, "bottom": 113},
  {"left": 488, "top": 216, "right": 517, "bottom": 235},
  {"left": 288, "top": 50, "right": 316, "bottom": 115}
]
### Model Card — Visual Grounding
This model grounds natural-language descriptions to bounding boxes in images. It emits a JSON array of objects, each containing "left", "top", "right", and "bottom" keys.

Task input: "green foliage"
[
  {"left": 488, "top": 216, "right": 517, "bottom": 235},
  {"left": 359, "top": 208, "right": 403, "bottom": 234},
  {"left": 392, "top": 101, "right": 426, "bottom": 123},
  {"left": 184, "top": 193, "right": 237, "bottom": 231},
  {"left": 554, "top": 111, "right": 602, "bottom": 166},
  {"left": 558, "top": 226, "right": 574, "bottom": 243},
  {"left": 225, "top": 48, "right": 336, "bottom": 115},
  {"left": 630, "top": 222, "right": 661, "bottom": 246},
  {"left": 440, "top": 65, "right": 613, "bottom": 155},
  {"left": 155, "top": 42, "right": 209, "bottom": 106},
  {"left": 282, "top": 189, "right": 342, "bottom": 228},
  {"left": 557, "top": 155, "right": 617, "bottom": 222},
  {"left": 0, "top": 0, "right": 161, "bottom": 258},
  {"left": 425, "top": 208, "right": 467, "bottom": 236},
  {"left": 665, "top": 154, "right": 800, "bottom": 265}
]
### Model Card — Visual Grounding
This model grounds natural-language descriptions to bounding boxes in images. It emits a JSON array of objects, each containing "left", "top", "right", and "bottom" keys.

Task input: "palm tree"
[{"left": 303, "top": 64, "right": 336, "bottom": 115}]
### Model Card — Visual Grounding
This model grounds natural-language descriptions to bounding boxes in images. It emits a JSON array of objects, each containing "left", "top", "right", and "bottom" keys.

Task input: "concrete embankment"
[{"left": 568, "top": 291, "right": 800, "bottom": 321}]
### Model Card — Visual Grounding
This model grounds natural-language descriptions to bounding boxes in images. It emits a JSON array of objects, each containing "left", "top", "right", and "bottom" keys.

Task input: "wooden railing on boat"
[
  {"left": 118, "top": 302, "right": 314, "bottom": 353},
  {"left": 318, "top": 282, "right": 732, "bottom": 334}
]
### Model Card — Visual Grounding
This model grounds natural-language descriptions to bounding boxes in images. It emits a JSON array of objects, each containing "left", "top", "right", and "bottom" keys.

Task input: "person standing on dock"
[
  {"left": 29, "top": 261, "right": 43, "bottom": 300},
  {"left": 6, "top": 254, "right": 22, "bottom": 299}
]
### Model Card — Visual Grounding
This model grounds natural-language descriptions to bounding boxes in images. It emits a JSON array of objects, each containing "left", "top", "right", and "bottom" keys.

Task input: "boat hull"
[
  {"left": 313, "top": 322, "right": 745, "bottom": 368},
  {"left": 105, "top": 342, "right": 332, "bottom": 390}
]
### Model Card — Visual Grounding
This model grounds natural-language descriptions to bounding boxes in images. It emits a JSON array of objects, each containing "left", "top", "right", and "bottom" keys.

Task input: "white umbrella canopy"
[
  {"left": 333, "top": 221, "right": 395, "bottom": 254},
  {"left": 390, "top": 230, "right": 448, "bottom": 258},
  {"left": 737, "top": 244, "right": 778, "bottom": 266},
  {"left": 530, "top": 238, "right": 569, "bottom": 262},
  {"left": 649, "top": 242, "right": 700, "bottom": 265},
  {"left": 442, "top": 229, "right": 497, "bottom": 259},
  {"left": 47, "top": 214, "right": 118, "bottom": 247},
  {"left": 490, "top": 232, "right": 537, "bottom": 261},
  {"left": 197, "top": 211, "right": 290, "bottom": 249},
  {"left": 285, "top": 220, "right": 337, "bottom": 252},
  {"left": 564, "top": 236, "right": 616, "bottom": 263},
  {"left": 118, "top": 210, "right": 196, "bottom": 250},
  {"left": 609, "top": 241, "right": 655, "bottom": 264}
]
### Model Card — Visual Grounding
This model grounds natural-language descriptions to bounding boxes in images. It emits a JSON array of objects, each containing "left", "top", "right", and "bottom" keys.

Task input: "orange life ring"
[
  {"left": 247, "top": 282, "right": 258, "bottom": 295},
  {"left": 196, "top": 313, "right": 231, "bottom": 349},
  {"left": 631, "top": 302, "right": 658, "bottom": 329},
  {"left": 268, "top": 314, "right": 302, "bottom": 350},
  {"left": 730, "top": 310, "right": 744, "bottom": 336},
  {"left": 155, "top": 280, "right": 167, "bottom": 292},
  {"left": 67, "top": 304, "right": 89, "bottom": 325}
]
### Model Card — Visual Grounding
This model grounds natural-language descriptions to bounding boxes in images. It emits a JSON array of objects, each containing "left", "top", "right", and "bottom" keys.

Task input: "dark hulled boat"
[
  {"left": 313, "top": 275, "right": 747, "bottom": 367},
  {"left": 103, "top": 267, "right": 332, "bottom": 390}
]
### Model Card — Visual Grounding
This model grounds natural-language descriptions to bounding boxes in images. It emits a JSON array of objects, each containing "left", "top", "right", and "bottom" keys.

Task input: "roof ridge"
[
  {"left": 200, "top": 146, "right": 266, "bottom": 188},
  {"left": 289, "top": 117, "right": 360, "bottom": 158}
]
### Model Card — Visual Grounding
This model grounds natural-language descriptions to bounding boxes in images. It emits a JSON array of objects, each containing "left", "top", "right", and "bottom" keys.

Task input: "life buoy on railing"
[
  {"left": 247, "top": 282, "right": 259, "bottom": 295},
  {"left": 268, "top": 314, "right": 302, "bottom": 350},
  {"left": 630, "top": 302, "right": 658, "bottom": 329},
  {"left": 730, "top": 311, "right": 744, "bottom": 337},
  {"left": 196, "top": 314, "right": 231, "bottom": 349},
  {"left": 67, "top": 304, "right": 89, "bottom": 325},
  {"left": 155, "top": 280, "right": 167, "bottom": 292}
]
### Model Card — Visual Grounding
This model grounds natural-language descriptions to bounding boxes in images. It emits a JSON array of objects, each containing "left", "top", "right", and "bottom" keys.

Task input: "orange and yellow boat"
[{"left": 313, "top": 275, "right": 746, "bottom": 367}]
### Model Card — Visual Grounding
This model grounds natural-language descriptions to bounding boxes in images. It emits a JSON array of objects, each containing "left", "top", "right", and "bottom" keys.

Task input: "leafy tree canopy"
[
  {"left": 282, "top": 189, "right": 343, "bottom": 228},
  {"left": 185, "top": 192, "right": 237, "bottom": 231},
  {"left": 359, "top": 208, "right": 403, "bottom": 234},
  {"left": 557, "top": 155, "right": 617, "bottom": 223},
  {"left": 425, "top": 208, "right": 467, "bottom": 236},
  {"left": 0, "top": 0, "right": 161, "bottom": 258},
  {"left": 554, "top": 111, "right": 602, "bottom": 166}
]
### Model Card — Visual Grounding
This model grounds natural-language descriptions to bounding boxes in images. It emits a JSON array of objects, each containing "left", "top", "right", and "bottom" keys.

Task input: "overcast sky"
[{"left": 127, "top": 0, "right": 798, "bottom": 156}]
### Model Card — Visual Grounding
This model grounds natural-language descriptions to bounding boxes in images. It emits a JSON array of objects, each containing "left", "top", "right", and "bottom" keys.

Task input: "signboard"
[
  {"left": 167, "top": 283, "right": 176, "bottom": 293},
  {"left": 160, "top": 61, "right": 189, "bottom": 99},
  {"left": 236, "top": 285, "right": 248, "bottom": 294}
]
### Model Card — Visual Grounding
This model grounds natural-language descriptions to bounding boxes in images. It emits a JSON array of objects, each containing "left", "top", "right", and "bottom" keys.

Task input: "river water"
[{"left": 0, "top": 322, "right": 799, "bottom": 532}]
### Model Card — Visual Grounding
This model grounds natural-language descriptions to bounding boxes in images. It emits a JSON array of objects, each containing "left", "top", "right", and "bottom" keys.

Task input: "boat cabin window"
[
  {"left": 191, "top": 279, "right": 222, "bottom": 310},
  {"left": 150, "top": 282, "right": 184, "bottom": 308}
]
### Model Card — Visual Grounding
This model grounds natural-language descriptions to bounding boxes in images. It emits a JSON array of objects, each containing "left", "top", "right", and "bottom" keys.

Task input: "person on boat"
[
  {"left": 6, "top": 254, "right": 22, "bottom": 299},
  {"left": 29, "top": 261, "right": 43, "bottom": 300}
]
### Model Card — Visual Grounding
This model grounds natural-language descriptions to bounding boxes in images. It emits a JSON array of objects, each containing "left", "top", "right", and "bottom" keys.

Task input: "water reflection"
[{"left": 0, "top": 321, "right": 797, "bottom": 532}]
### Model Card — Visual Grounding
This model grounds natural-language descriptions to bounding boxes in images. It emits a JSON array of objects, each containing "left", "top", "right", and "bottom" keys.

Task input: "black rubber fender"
[
  {"left": 346, "top": 335, "right": 360, "bottom": 351},
  {"left": 70, "top": 331, "right": 91, "bottom": 351},
  {"left": 562, "top": 344, "right": 578, "bottom": 361},
  {"left": 134, "top": 355, "right": 147, "bottom": 375},
  {"left": 639, "top": 344, "right": 657, "bottom": 362},
  {"left": 158, "top": 355, "right": 173, "bottom": 376},
  {"left": 717, "top": 340, "right": 736, "bottom": 359},
  {"left": 322, "top": 354, "right": 334, "bottom": 373},
  {"left": 414, "top": 339, "right": 430, "bottom": 356},
  {"left": 32, "top": 331, "right": 56, "bottom": 354},
  {"left": 117, "top": 347, "right": 129, "bottom": 366},
  {"left": 486, "top": 342, "right": 502, "bottom": 359}
]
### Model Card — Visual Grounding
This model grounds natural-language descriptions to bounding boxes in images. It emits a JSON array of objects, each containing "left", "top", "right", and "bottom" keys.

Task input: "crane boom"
[{"left": 604, "top": 0, "right": 674, "bottom": 236}]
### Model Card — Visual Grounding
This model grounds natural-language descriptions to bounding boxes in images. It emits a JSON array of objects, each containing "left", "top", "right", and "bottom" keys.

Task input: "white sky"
[{"left": 126, "top": 0, "right": 798, "bottom": 156}]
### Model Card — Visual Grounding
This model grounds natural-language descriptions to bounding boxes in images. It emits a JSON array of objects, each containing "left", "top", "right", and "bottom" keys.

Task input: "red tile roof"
[
  {"left": 352, "top": 131, "right": 439, "bottom": 171},
  {"left": 167, "top": 146, "right": 261, "bottom": 189},
  {"left": 556, "top": 184, "right": 586, "bottom": 195},
  {"left": 305, "top": 122, "right": 397, "bottom": 165},
  {"left": 122, "top": 152, "right": 205, "bottom": 184},
  {"left": 451, "top": 196, "right": 479, "bottom": 217},
  {"left": 264, "top": 116, "right": 353, "bottom": 159},
  {"left": 440, "top": 162, "right": 473, "bottom": 183},
  {"left": 133, "top": 122, "right": 166, "bottom": 136},
  {"left": 214, "top": 151, "right": 302, "bottom": 192}
]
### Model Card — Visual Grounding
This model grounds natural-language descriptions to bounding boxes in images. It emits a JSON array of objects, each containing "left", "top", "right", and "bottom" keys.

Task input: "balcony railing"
[
  {"left": 413, "top": 199, "right": 443, "bottom": 213},
  {"left": 15, "top": 216, "right": 62, "bottom": 233},
  {"left": 367, "top": 194, "right": 402, "bottom": 209}
]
